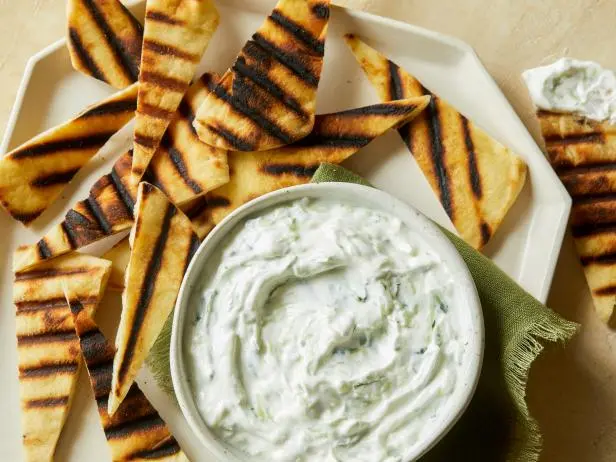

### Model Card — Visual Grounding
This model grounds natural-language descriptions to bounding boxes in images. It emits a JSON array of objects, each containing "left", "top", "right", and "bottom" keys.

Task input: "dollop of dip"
[
  {"left": 523, "top": 57, "right": 616, "bottom": 123},
  {"left": 185, "top": 198, "right": 465, "bottom": 462}
]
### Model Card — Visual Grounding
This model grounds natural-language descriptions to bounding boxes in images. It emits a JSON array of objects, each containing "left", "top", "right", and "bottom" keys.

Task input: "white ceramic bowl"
[{"left": 170, "top": 183, "right": 484, "bottom": 462}]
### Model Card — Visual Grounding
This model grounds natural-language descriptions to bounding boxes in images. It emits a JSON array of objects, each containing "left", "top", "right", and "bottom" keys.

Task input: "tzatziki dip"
[{"left": 185, "top": 198, "right": 466, "bottom": 462}]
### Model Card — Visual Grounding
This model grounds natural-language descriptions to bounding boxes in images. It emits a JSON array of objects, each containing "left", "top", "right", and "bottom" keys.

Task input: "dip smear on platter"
[{"left": 185, "top": 198, "right": 466, "bottom": 462}]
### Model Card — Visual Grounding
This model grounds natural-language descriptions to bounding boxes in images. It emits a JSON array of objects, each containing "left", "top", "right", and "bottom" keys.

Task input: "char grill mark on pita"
[
  {"left": 66, "top": 295, "right": 187, "bottom": 461},
  {"left": 193, "top": 0, "right": 331, "bottom": 152},
  {"left": 132, "top": 0, "right": 220, "bottom": 179},
  {"left": 67, "top": 0, "right": 143, "bottom": 88},
  {"left": 536, "top": 110, "right": 616, "bottom": 322},
  {"left": 108, "top": 183, "right": 199, "bottom": 414},
  {"left": 0, "top": 83, "right": 138, "bottom": 225},
  {"left": 345, "top": 34, "right": 527, "bottom": 249},
  {"left": 15, "top": 254, "right": 110, "bottom": 462}
]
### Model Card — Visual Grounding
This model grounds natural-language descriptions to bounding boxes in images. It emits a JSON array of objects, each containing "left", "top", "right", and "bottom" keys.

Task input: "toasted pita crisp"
[
  {"left": 15, "top": 253, "right": 111, "bottom": 462},
  {"left": 67, "top": 0, "right": 143, "bottom": 88},
  {"left": 109, "top": 183, "right": 199, "bottom": 414},
  {"left": 65, "top": 295, "right": 188, "bottom": 461},
  {"left": 536, "top": 110, "right": 616, "bottom": 322},
  {"left": 132, "top": 0, "right": 220, "bottom": 178},
  {"left": 194, "top": 97, "right": 430, "bottom": 225},
  {"left": 193, "top": 0, "right": 330, "bottom": 152},
  {"left": 345, "top": 35, "right": 527, "bottom": 249},
  {"left": 0, "top": 83, "right": 138, "bottom": 225}
]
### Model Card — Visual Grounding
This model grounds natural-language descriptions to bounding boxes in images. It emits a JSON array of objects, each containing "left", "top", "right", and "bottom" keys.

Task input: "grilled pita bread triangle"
[
  {"left": 0, "top": 83, "right": 137, "bottom": 226},
  {"left": 345, "top": 34, "right": 527, "bottom": 249},
  {"left": 67, "top": 0, "right": 143, "bottom": 88},
  {"left": 64, "top": 293, "right": 188, "bottom": 461},
  {"left": 109, "top": 182, "right": 199, "bottom": 414},
  {"left": 535, "top": 109, "right": 616, "bottom": 322},
  {"left": 194, "top": 97, "right": 430, "bottom": 225},
  {"left": 15, "top": 253, "right": 111, "bottom": 462},
  {"left": 132, "top": 0, "right": 220, "bottom": 179},
  {"left": 14, "top": 74, "right": 228, "bottom": 273},
  {"left": 193, "top": 0, "right": 331, "bottom": 152}
]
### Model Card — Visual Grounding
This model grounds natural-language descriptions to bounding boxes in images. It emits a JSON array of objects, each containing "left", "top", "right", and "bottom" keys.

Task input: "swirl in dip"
[{"left": 185, "top": 198, "right": 465, "bottom": 461}]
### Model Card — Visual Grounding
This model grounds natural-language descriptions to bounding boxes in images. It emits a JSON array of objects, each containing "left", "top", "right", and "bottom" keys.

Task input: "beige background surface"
[{"left": 1, "top": 1, "right": 615, "bottom": 461}]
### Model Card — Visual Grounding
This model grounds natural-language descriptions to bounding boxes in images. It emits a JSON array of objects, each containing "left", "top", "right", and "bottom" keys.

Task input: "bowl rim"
[{"left": 170, "top": 182, "right": 485, "bottom": 462}]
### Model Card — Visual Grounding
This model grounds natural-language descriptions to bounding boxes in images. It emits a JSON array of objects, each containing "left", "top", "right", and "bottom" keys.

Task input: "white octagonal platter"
[{"left": 0, "top": 0, "right": 570, "bottom": 460}]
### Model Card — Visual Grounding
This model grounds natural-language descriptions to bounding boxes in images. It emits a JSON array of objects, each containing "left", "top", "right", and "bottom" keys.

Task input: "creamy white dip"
[
  {"left": 185, "top": 198, "right": 465, "bottom": 462},
  {"left": 523, "top": 57, "right": 616, "bottom": 123}
]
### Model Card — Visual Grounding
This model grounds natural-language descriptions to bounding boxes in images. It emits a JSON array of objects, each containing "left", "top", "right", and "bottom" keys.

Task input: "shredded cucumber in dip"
[{"left": 185, "top": 198, "right": 465, "bottom": 462}]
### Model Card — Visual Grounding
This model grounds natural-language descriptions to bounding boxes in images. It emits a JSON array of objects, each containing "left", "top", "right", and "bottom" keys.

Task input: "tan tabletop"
[{"left": 2, "top": 1, "right": 615, "bottom": 461}]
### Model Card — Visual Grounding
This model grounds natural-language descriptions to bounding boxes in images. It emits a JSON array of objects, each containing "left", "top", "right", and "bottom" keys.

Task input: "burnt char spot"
[
  {"left": 116, "top": 204, "right": 177, "bottom": 385},
  {"left": 25, "top": 396, "right": 69, "bottom": 409},
  {"left": 78, "top": 98, "right": 137, "bottom": 119},
  {"left": 295, "top": 133, "right": 370, "bottom": 148},
  {"left": 68, "top": 27, "right": 107, "bottom": 83},
  {"left": 140, "top": 71, "right": 188, "bottom": 92},
  {"left": 480, "top": 222, "right": 492, "bottom": 247},
  {"left": 87, "top": 361, "right": 114, "bottom": 398},
  {"left": 572, "top": 192, "right": 616, "bottom": 204},
  {"left": 10, "top": 132, "right": 117, "bottom": 160},
  {"left": 269, "top": 10, "right": 325, "bottom": 56},
  {"left": 334, "top": 102, "right": 415, "bottom": 118},
  {"left": 138, "top": 102, "right": 175, "bottom": 120},
  {"left": 142, "top": 39, "right": 198, "bottom": 62},
  {"left": 206, "top": 123, "right": 255, "bottom": 151},
  {"left": 233, "top": 56, "right": 308, "bottom": 118},
  {"left": 64, "top": 209, "right": 107, "bottom": 246},
  {"left": 37, "top": 240, "right": 52, "bottom": 260},
  {"left": 109, "top": 167, "right": 136, "bottom": 213},
  {"left": 204, "top": 196, "right": 231, "bottom": 209},
  {"left": 461, "top": 117, "right": 482, "bottom": 199},
  {"left": 168, "top": 146, "right": 202, "bottom": 194},
  {"left": 311, "top": 2, "right": 330, "bottom": 19},
  {"left": 423, "top": 94, "right": 453, "bottom": 219},
  {"left": 61, "top": 221, "right": 79, "bottom": 250},
  {"left": 31, "top": 168, "right": 81, "bottom": 188},
  {"left": 388, "top": 60, "right": 404, "bottom": 101},
  {"left": 594, "top": 285, "right": 616, "bottom": 296},
  {"left": 82, "top": 0, "right": 140, "bottom": 82},
  {"left": 20, "top": 362, "right": 79, "bottom": 379},
  {"left": 17, "top": 330, "right": 77, "bottom": 346},
  {"left": 262, "top": 164, "right": 319, "bottom": 177},
  {"left": 251, "top": 34, "right": 319, "bottom": 87},
  {"left": 555, "top": 162, "right": 616, "bottom": 176},
  {"left": 544, "top": 132, "right": 605, "bottom": 145},
  {"left": 571, "top": 221, "right": 616, "bottom": 238},
  {"left": 11, "top": 209, "right": 44, "bottom": 225},
  {"left": 129, "top": 438, "right": 181, "bottom": 459},
  {"left": 15, "top": 297, "right": 73, "bottom": 313},
  {"left": 104, "top": 413, "right": 166, "bottom": 440},
  {"left": 83, "top": 195, "right": 113, "bottom": 235},
  {"left": 580, "top": 251, "right": 616, "bottom": 266},
  {"left": 79, "top": 329, "right": 115, "bottom": 368},
  {"left": 145, "top": 10, "right": 184, "bottom": 25},
  {"left": 15, "top": 267, "right": 86, "bottom": 282},
  {"left": 183, "top": 197, "right": 210, "bottom": 219},
  {"left": 211, "top": 85, "right": 294, "bottom": 145}
]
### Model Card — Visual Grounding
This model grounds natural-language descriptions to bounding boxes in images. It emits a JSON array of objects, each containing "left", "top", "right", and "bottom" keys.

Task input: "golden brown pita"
[
  {"left": 109, "top": 183, "right": 199, "bottom": 414},
  {"left": 15, "top": 253, "right": 111, "bottom": 462},
  {"left": 132, "top": 0, "right": 220, "bottom": 178},
  {"left": 193, "top": 97, "right": 430, "bottom": 225},
  {"left": 536, "top": 110, "right": 616, "bottom": 322},
  {"left": 0, "top": 83, "right": 138, "bottom": 225},
  {"left": 67, "top": 0, "right": 143, "bottom": 88},
  {"left": 65, "top": 293, "right": 188, "bottom": 461},
  {"left": 345, "top": 35, "right": 527, "bottom": 249},
  {"left": 102, "top": 238, "right": 132, "bottom": 292},
  {"left": 193, "top": 0, "right": 330, "bottom": 151}
]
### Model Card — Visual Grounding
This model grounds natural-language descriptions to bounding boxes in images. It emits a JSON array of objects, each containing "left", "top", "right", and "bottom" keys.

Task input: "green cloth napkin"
[{"left": 147, "top": 163, "right": 578, "bottom": 462}]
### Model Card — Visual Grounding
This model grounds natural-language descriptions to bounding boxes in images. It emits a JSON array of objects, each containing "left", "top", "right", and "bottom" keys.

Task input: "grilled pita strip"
[
  {"left": 193, "top": 0, "right": 330, "bottom": 152},
  {"left": 109, "top": 183, "right": 199, "bottom": 414},
  {"left": 536, "top": 110, "right": 616, "bottom": 322},
  {"left": 0, "top": 83, "right": 138, "bottom": 225},
  {"left": 65, "top": 294, "right": 188, "bottom": 461},
  {"left": 194, "top": 97, "right": 430, "bottom": 225},
  {"left": 14, "top": 74, "right": 228, "bottom": 273},
  {"left": 132, "top": 0, "right": 220, "bottom": 178},
  {"left": 102, "top": 238, "right": 132, "bottom": 291},
  {"left": 15, "top": 253, "right": 111, "bottom": 462},
  {"left": 67, "top": 0, "right": 143, "bottom": 88},
  {"left": 345, "top": 35, "right": 527, "bottom": 249}
]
